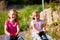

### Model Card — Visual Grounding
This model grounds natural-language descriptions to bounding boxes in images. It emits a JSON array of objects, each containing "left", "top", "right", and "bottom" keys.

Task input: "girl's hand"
[
  {"left": 36, "top": 31, "right": 39, "bottom": 34},
  {"left": 6, "top": 33, "right": 10, "bottom": 36},
  {"left": 10, "top": 34, "right": 17, "bottom": 37},
  {"left": 15, "top": 33, "right": 18, "bottom": 36}
]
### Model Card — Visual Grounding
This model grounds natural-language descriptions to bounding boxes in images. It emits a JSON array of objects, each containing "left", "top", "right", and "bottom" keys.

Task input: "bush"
[{"left": 0, "top": 10, "right": 8, "bottom": 35}]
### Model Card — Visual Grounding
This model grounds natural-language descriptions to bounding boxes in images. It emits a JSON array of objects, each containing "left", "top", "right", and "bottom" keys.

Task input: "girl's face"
[
  {"left": 33, "top": 13, "right": 40, "bottom": 21},
  {"left": 8, "top": 10, "right": 17, "bottom": 20}
]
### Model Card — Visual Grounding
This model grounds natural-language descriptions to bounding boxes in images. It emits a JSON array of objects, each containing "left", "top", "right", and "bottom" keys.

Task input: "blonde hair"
[
  {"left": 31, "top": 10, "right": 40, "bottom": 20},
  {"left": 8, "top": 9, "right": 18, "bottom": 21}
]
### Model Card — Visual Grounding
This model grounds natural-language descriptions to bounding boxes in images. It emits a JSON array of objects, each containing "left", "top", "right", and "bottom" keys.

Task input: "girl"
[
  {"left": 4, "top": 9, "right": 20, "bottom": 40},
  {"left": 30, "top": 10, "right": 48, "bottom": 40}
]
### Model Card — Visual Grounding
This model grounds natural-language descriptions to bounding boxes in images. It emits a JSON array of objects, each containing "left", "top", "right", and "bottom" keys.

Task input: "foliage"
[{"left": 0, "top": 10, "right": 8, "bottom": 35}]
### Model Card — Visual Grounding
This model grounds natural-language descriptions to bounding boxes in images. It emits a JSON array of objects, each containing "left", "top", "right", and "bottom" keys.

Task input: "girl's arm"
[
  {"left": 41, "top": 24, "right": 44, "bottom": 29},
  {"left": 4, "top": 25, "right": 10, "bottom": 36},
  {"left": 16, "top": 25, "right": 20, "bottom": 35},
  {"left": 41, "top": 24, "right": 46, "bottom": 31},
  {"left": 41, "top": 20, "right": 46, "bottom": 31},
  {"left": 31, "top": 25, "right": 39, "bottom": 34},
  {"left": 30, "top": 20, "right": 39, "bottom": 34}
]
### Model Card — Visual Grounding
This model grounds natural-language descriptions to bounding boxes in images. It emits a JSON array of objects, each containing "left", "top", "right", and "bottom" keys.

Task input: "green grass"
[{"left": 0, "top": 11, "right": 8, "bottom": 35}]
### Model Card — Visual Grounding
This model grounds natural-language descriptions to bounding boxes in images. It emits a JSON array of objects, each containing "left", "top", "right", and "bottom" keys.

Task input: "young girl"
[
  {"left": 30, "top": 10, "right": 48, "bottom": 40},
  {"left": 4, "top": 9, "right": 20, "bottom": 40}
]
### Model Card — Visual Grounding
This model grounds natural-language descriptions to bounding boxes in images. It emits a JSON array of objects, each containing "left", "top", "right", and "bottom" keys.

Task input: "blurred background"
[{"left": 0, "top": 0, "right": 60, "bottom": 40}]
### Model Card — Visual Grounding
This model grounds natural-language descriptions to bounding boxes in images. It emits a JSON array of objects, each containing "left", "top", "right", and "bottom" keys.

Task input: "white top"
[{"left": 31, "top": 20, "right": 44, "bottom": 32}]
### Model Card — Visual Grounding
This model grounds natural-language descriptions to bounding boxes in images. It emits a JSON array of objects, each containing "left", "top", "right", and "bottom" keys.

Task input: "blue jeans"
[
  {"left": 5, "top": 36, "right": 18, "bottom": 40},
  {"left": 5, "top": 36, "right": 10, "bottom": 40},
  {"left": 39, "top": 31, "right": 48, "bottom": 40},
  {"left": 31, "top": 31, "right": 42, "bottom": 40},
  {"left": 31, "top": 31, "right": 53, "bottom": 40},
  {"left": 5, "top": 36, "right": 24, "bottom": 40}
]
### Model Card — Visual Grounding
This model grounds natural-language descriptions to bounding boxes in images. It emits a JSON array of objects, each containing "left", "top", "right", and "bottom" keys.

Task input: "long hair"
[
  {"left": 8, "top": 9, "right": 18, "bottom": 22},
  {"left": 31, "top": 10, "right": 40, "bottom": 20}
]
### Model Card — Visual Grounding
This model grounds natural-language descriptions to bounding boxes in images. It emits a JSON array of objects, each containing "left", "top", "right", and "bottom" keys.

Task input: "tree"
[
  {"left": 53, "top": 0, "right": 60, "bottom": 3},
  {"left": 0, "top": 0, "right": 7, "bottom": 11}
]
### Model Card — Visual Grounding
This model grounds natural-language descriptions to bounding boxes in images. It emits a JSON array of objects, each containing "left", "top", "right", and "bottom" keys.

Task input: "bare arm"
[
  {"left": 41, "top": 24, "right": 46, "bottom": 31},
  {"left": 16, "top": 25, "right": 20, "bottom": 35},
  {"left": 31, "top": 24, "right": 39, "bottom": 34},
  {"left": 4, "top": 25, "right": 10, "bottom": 36}
]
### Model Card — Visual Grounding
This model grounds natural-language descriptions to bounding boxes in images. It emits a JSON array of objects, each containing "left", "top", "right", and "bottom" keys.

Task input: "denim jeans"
[
  {"left": 31, "top": 31, "right": 42, "bottom": 40},
  {"left": 5, "top": 36, "right": 10, "bottom": 40},
  {"left": 5, "top": 36, "right": 24, "bottom": 40},
  {"left": 5, "top": 36, "right": 18, "bottom": 40},
  {"left": 39, "top": 31, "right": 48, "bottom": 40},
  {"left": 31, "top": 31, "right": 53, "bottom": 40}
]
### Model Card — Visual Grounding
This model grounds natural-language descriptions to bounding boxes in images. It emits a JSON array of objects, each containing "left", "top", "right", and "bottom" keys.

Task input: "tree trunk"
[{"left": 0, "top": 0, "right": 7, "bottom": 11}]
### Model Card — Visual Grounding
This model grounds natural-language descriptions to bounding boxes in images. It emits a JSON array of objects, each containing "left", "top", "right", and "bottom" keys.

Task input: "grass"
[{"left": 0, "top": 11, "right": 8, "bottom": 35}]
